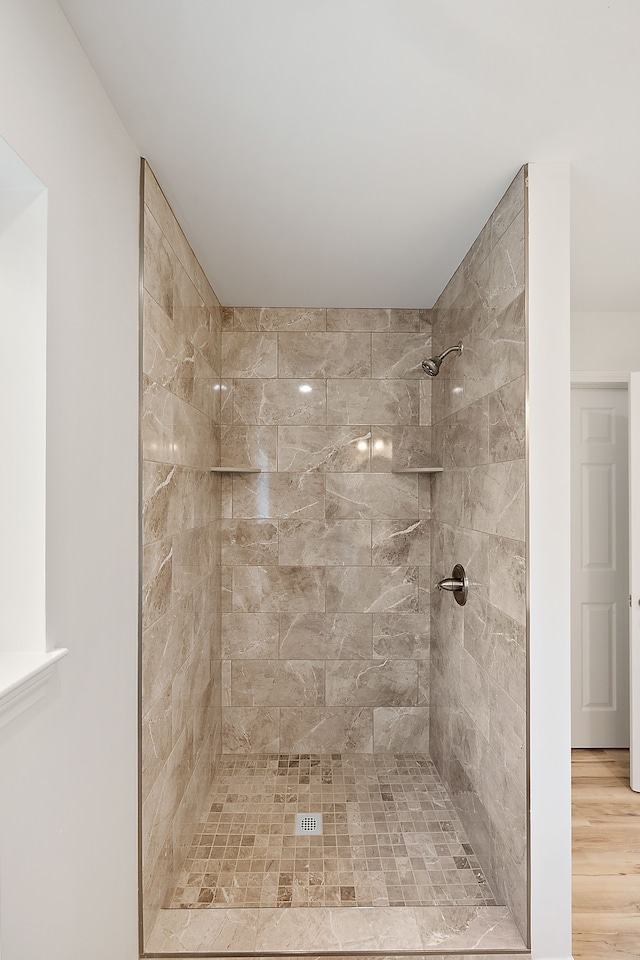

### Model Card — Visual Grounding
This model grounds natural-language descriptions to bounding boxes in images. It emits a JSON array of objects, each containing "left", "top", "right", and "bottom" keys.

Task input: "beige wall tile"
[
  {"left": 143, "top": 462, "right": 192, "bottom": 545},
  {"left": 220, "top": 425, "right": 278, "bottom": 471},
  {"left": 234, "top": 306, "right": 326, "bottom": 331},
  {"left": 372, "top": 613, "right": 429, "bottom": 660},
  {"left": 142, "top": 375, "right": 217, "bottom": 469},
  {"left": 278, "top": 332, "right": 371, "bottom": 378},
  {"left": 489, "top": 684, "right": 526, "bottom": 793},
  {"left": 220, "top": 474, "right": 233, "bottom": 518},
  {"left": 233, "top": 379, "right": 327, "bottom": 424},
  {"left": 459, "top": 293, "right": 525, "bottom": 402},
  {"left": 277, "top": 425, "right": 371, "bottom": 473},
  {"left": 221, "top": 332, "right": 277, "bottom": 378},
  {"left": 231, "top": 660, "right": 324, "bottom": 706},
  {"left": 279, "top": 613, "right": 372, "bottom": 660},
  {"left": 172, "top": 523, "right": 217, "bottom": 601},
  {"left": 372, "top": 519, "right": 430, "bottom": 565},
  {"left": 326, "top": 473, "right": 418, "bottom": 520},
  {"left": 232, "top": 565, "right": 326, "bottom": 612},
  {"left": 143, "top": 295, "right": 194, "bottom": 396},
  {"left": 191, "top": 352, "right": 220, "bottom": 420},
  {"left": 373, "top": 707, "right": 429, "bottom": 752},
  {"left": 418, "top": 474, "right": 432, "bottom": 520},
  {"left": 420, "top": 379, "right": 433, "bottom": 427},
  {"left": 484, "top": 209, "right": 525, "bottom": 321},
  {"left": 325, "top": 566, "right": 419, "bottom": 613},
  {"left": 429, "top": 168, "right": 527, "bottom": 939},
  {"left": 222, "top": 613, "right": 280, "bottom": 659},
  {"left": 415, "top": 314, "right": 432, "bottom": 341},
  {"left": 371, "top": 333, "right": 432, "bottom": 379},
  {"left": 144, "top": 169, "right": 194, "bottom": 276},
  {"left": 143, "top": 207, "right": 174, "bottom": 317},
  {"left": 326, "top": 308, "right": 420, "bottom": 332},
  {"left": 327, "top": 379, "right": 419, "bottom": 425},
  {"left": 418, "top": 660, "right": 431, "bottom": 705},
  {"left": 279, "top": 519, "right": 371, "bottom": 566},
  {"left": 142, "top": 594, "right": 195, "bottom": 709},
  {"left": 222, "top": 707, "right": 280, "bottom": 753},
  {"left": 326, "top": 659, "right": 418, "bottom": 706},
  {"left": 466, "top": 461, "right": 526, "bottom": 540},
  {"left": 194, "top": 471, "right": 220, "bottom": 527},
  {"left": 141, "top": 686, "right": 173, "bottom": 802},
  {"left": 488, "top": 376, "right": 525, "bottom": 462},
  {"left": 141, "top": 163, "right": 222, "bottom": 935},
  {"left": 488, "top": 535, "right": 526, "bottom": 624},
  {"left": 221, "top": 306, "right": 234, "bottom": 331},
  {"left": 490, "top": 167, "right": 525, "bottom": 247},
  {"left": 418, "top": 564, "right": 431, "bottom": 613},
  {"left": 232, "top": 472, "right": 324, "bottom": 519},
  {"left": 220, "top": 378, "right": 234, "bottom": 423},
  {"left": 171, "top": 654, "right": 211, "bottom": 746},
  {"left": 280, "top": 707, "right": 373, "bottom": 752},
  {"left": 370, "top": 425, "right": 432, "bottom": 472},
  {"left": 221, "top": 659, "right": 231, "bottom": 705},
  {"left": 221, "top": 566, "right": 232, "bottom": 612},
  {"left": 221, "top": 519, "right": 278, "bottom": 565},
  {"left": 431, "top": 467, "right": 466, "bottom": 527},
  {"left": 142, "top": 538, "right": 173, "bottom": 630},
  {"left": 440, "top": 397, "right": 490, "bottom": 469},
  {"left": 464, "top": 599, "right": 526, "bottom": 709},
  {"left": 173, "top": 259, "right": 209, "bottom": 351},
  {"left": 449, "top": 525, "right": 492, "bottom": 606}
]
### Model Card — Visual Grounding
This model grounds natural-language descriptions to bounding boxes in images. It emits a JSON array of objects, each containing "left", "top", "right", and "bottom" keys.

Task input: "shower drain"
[{"left": 294, "top": 812, "right": 323, "bottom": 835}]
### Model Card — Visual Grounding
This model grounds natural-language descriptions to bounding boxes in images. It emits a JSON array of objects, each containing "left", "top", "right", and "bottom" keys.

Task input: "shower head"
[
  {"left": 421, "top": 341, "right": 463, "bottom": 377},
  {"left": 421, "top": 356, "right": 441, "bottom": 377}
]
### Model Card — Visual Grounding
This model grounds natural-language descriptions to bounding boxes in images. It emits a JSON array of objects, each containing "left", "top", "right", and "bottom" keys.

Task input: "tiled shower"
[
  {"left": 219, "top": 301, "right": 433, "bottom": 757},
  {"left": 140, "top": 162, "right": 527, "bottom": 955}
]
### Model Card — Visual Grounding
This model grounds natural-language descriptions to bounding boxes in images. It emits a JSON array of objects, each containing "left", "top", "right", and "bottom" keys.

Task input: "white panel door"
[
  {"left": 629, "top": 374, "right": 640, "bottom": 789},
  {"left": 571, "top": 386, "right": 629, "bottom": 746}
]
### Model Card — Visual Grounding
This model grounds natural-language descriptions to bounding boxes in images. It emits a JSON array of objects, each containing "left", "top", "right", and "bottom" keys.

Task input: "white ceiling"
[{"left": 58, "top": 0, "right": 640, "bottom": 310}]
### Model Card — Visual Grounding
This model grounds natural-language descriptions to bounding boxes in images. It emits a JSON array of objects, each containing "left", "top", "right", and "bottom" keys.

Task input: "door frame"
[
  {"left": 570, "top": 373, "right": 630, "bottom": 750},
  {"left": 571, "top": 371, "right": 629, "bottom": 389}
]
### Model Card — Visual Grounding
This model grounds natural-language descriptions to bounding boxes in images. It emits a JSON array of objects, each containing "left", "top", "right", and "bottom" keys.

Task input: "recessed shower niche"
[{"left": 140, "top": 159, "right": 528, "bottom": 957}]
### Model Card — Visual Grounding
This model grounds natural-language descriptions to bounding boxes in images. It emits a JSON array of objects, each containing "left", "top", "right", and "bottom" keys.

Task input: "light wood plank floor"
[{"left": 573, "top": 748, "right": 640, "bottom": 959}]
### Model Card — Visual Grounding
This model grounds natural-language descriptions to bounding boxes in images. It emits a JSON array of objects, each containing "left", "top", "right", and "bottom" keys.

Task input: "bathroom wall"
[
  {"left": 141, "top": 163, "right": 222, "bottom": 931},
  {"left": 571, "top": 310, "right": 640, "bottom": 372},
  {"left": 0, "top": 0, "right": 140, "bottom": 956},
  {"left": 220, "top": 308, "right": 432, "bottom": 753},
  {"left": 429, "top": 169, "right": 527, "bottom": 937}
]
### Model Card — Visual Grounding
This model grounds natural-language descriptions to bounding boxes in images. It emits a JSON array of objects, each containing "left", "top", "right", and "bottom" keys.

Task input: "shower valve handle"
[
  {"left": 435, "top": 564, "right": 468, "bottom": 606},
  {"left": 437, "top": 577, "right": 463, "bottom": 592}
]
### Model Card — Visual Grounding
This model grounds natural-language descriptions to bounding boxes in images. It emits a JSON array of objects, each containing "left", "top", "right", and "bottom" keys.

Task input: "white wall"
[
  {"left": 0, "top": 0, "right": 140, "bottom": 957},
  {"left": 572, "top": 311, "right": 640, "bottom": 373},
  {"left": 0, "top": 184, "right": 47, "bottom": 652},
  {"left": 527, "top": 164, "right": 573, "bottom": 960}
]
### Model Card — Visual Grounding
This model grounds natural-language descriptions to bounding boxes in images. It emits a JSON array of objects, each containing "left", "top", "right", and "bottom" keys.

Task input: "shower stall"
[{"left": 140, "top": 161, "right": 528, "bottom": 957}]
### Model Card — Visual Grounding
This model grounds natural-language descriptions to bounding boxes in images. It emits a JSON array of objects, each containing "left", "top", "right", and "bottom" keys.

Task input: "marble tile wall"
[
  {"left": 220, "top": 308, "right": 434, "bottom": 754},
  {"left": 141, "top": 163, "right": 222, "bottom": 934},
  {"left": 428, "top": 168, "right": 528, "bottom": 939}
]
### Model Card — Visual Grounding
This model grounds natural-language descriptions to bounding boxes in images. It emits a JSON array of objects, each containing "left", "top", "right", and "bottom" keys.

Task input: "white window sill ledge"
[{"left": 0, "top": 649, "right": 68, "bottom": 730}]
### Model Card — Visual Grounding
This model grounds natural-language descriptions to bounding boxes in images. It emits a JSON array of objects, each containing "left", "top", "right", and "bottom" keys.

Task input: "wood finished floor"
[{"left": 573, "top": 748, "right": 640, "bottom": 959}]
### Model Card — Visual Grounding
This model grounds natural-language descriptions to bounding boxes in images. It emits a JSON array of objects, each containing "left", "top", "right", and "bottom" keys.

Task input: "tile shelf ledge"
[
  {"left": 0, "top": 648, "right": 68, "bottom": 731},
  {"left": 392, "top": 466, "right": 444, "bottom": 473},
  {"left": 210, "top": 466, "right": 262, "bottom": 473}
]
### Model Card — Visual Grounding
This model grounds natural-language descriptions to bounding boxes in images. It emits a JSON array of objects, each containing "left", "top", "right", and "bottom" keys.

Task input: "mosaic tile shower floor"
[{"left": 170, "top": 754, "right": 501, "bottom": 910}]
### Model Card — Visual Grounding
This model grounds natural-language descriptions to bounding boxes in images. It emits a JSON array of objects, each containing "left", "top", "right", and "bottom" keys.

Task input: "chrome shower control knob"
[{"left": 435, "top": 563, "right": 468, "bottom": 606}]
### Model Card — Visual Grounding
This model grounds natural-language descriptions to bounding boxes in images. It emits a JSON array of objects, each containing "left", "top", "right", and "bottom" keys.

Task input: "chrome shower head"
[
  {"left": 422, "top": 356, "right": 442, "bottom": 377},
  {"left": 421, "top": 341, "right": 463, "bottom": 377}
]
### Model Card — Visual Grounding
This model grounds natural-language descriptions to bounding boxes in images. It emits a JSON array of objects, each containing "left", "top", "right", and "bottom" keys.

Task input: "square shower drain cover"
[{"left": 294, "top": 812, "right": 323, "bottom": 835}]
